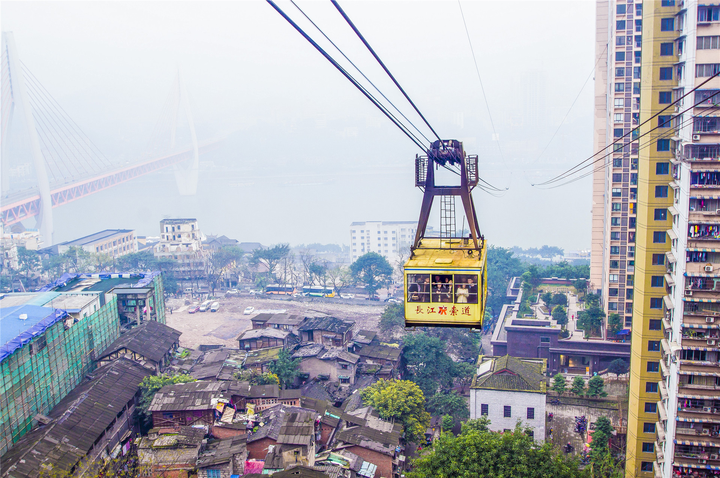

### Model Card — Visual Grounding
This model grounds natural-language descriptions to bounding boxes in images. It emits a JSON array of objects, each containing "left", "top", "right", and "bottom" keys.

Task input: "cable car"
[{"left": 404, "top": 140, "right": 487, "bottom": 328}]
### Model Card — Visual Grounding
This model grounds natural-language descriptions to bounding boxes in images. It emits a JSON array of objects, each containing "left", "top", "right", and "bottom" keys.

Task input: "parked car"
[
  {"left": 244, "top": 306, "right": 255, "bottom": 315},
  {"left": 340, "top": 293, "right": 355, "bottom": 299},
  {"left": 210, "top": 302, "right": 220, "bottom": 312},
  {"left": 384, "top": 297, "right": 402, "bottom": 304},
  {"left": 188, "top": 305, "right": 200, "bottom": 314},
  {"left": 366, "top": 296, "right": 380, "bottom": 301},
  {"left": 226, "top": 289, "right": 239, "bottom": 296},
  {"left": 198, "top": 300, "right": 212, "bottom": 312}
]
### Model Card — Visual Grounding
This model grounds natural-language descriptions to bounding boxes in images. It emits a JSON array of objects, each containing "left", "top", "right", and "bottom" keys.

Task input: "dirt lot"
[{"left": 166, "top": 295, "right": 385, "bottom": 349}]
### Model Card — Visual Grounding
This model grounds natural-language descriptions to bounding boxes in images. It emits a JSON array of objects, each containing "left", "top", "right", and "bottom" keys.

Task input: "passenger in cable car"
[{"left": 456, "top": 282, "right": 469, "bottom": 303}]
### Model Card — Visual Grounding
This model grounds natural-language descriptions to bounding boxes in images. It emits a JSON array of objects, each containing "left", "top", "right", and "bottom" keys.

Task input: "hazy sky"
[{"left": 2, "top": 0, "right": 597, "bottom": 251}]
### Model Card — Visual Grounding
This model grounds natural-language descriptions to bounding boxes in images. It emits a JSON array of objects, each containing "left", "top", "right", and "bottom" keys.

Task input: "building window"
[
  {"left": 698, "top": 36, "right": 720, "bottom": 50},
  {"left": 651, "top": 254, "right": 665, "bottom": 266},
  {"left": 504, "top": 406, "right": 511, "bottom": 418},
  {"left": 616, "top": 36, "right": 625, "bottom": 46},
  {"left": 696, "top": 64, "right": 720, "bottom": 77},
  {"left": 614, "top": 98, "right": 625, "bottom": 108},
  {"left": 617, "top": 4, "right": 626, "bottom": 14},
  {"left": 526, "top": 430, "right": 534, "bottom": 440},
  {"left": 654, "top": 209, "right": 667, "bottom": 221},
  {"left": 658, "top": 116, "right": 672, "bottom": 128},
  {"left": 641, "top": 462, "right": 654, "bottom": 472},
  {"left": 651, "top": 276, "right": 664, "bottom": 287},
  {"left": 611, "top": 246, "right": 620, "bottom": 255},
  {"left": 650, "top": 297, "right": 663, "bottom": 308},
  {"left": 611, "top": 232, "right": 621, "bottom": 240},
  {"left": 634, "top": 67, "right": 642, "bottom": 79},
  {"left": 661, "top": 18, "right": 675, "bottom": 31},
  {"left": 656, "top": 162, "right": 670, "bottom": 175},
  {"left": 648, "top": 340, "right": 661, "bottom": 352},
  {"left": 527, "top": 407, "right": 535, "bottom": 419},
  {"left": 645, "top": 402, "right": 658, "bottom": 413},
  {"left": 643, "top": 422, "right": 656, "bottom": 433},
  {"left": 652, "top": 231, "right": 666, "bottom": 244},
  {"left": 659, "top": 67, "right": 673, "bottom": 80},
  {"left": 610, "top": 274, "right": 619, "bottom": 283},
  {"left": 642, "top": 442, "right": 655, "bottom": 453},
  {"left": 609, "top": 288, "right": 619, "bottom": 297},
  {"left": 617, "top": 20, "right": 626, "bottom": 30},
  {"left": 647, "top": 362, "right": 660, "bottom": 372},
  {"left": 649, "top": 319, "right": 662, "bottom": 331},
  {"left": 612, "top": 203, "right": 622, "bottom": 211},
  {"left": 612, "top": 188, "right": 622, "bottom": 197},
  {"left": 698, "top": 6, "right": 720, "bottom": 22},
  {"left": 615, "top": 83, "right": 625, "bottom": 92},
  {"left": 207, "top": 470, "right": 222, "bottom": 478},
  {"left": 614, "top": 128, "right": 624, "bottom": 138},
  {"left": 660, "top": 42, "right": 674, "bottom": 56},
  {"left": 655, "top": 186, "right": 668, "bottom": 198},
  {"left": 616, "top": 51, "right": 626, "bottom": 62},
  {"left": 646, "top": 382, "right": 658, "bottom": 393},
  {"left": 659, "top": 91, "right": 672, "bottom": 104},
  {"left": 481, "top": 404, "right": 489, "bottom": 416}
]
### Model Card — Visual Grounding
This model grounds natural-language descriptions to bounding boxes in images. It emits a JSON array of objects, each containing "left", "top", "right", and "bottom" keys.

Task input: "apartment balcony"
[
  {"left": 686, "top": 263, "right": 720, "bottom": 276},
  {"left": 656, "top": 441, "right": 665, "bottom": 464},
  {"left": 690, "top": 210, "right": 720, "bottom": 224},
  {"left": 653, "top": 461, "right": 662, "bottom": 478},
  {"left": 660, "top": 379, "right": 669, "bottom": 400},
  {"left": 678, "top": 409, "right": 720, "bottom": 423},
  {"left": 657, "top": 420, "right": 666, "bottom": 444},
  {"left": 679, "top": 361, "right": 720, "bottom": 377}
]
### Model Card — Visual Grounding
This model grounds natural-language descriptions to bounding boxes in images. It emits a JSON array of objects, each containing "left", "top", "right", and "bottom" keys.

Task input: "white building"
[
  {"left": 154, "top": 219, "right": 207, "bottom": 279},
  {"left": 349, "top": 221, "right": 421, "bottom": 264},
  {"left": 469, "top": 355, "right": 547, "bottom": 442}
]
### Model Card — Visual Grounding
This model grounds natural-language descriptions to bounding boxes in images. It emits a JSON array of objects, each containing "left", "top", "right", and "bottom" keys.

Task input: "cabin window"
[{"left": 407, "top": 273, "right": 479, "bottom": 305}]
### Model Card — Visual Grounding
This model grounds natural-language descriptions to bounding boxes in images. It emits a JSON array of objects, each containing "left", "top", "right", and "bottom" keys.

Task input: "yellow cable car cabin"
[
  {"left": 405, "top": 238, "right": 487, "bottom": 327},
  {"left": 403, "top": 139, "right": 488, "bottom": 328}
]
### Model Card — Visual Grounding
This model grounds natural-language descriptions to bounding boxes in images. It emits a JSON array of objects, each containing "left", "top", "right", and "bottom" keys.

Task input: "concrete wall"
[
  {"left": 247, "top": 437, "right": 275, "bottom": 460},
  {"left": 469, "top": 389, "right": 546, "bottom": 442}
]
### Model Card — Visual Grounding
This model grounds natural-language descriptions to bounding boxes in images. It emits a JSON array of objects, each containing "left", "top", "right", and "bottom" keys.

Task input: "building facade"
[
  {"left": 350, "top": 221, "right": 418, "bottom": 264},
  {"left": 591, "top": 0, "right": 643, "bottom": 328},
  {"left": 154, "top": 218, "right": 208, "bottom": 279},
  {"left": 54, "top": 229, "right": 137, "bottom": 257},
  {"left": 625, "top": 1, "right": 720, "bottom": 477}
]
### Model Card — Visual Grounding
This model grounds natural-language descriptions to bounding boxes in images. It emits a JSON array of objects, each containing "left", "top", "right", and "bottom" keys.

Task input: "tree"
[
  {"left": 570, "top": 376, "right": 586, "bottom": 396},
  {"left": 91, "top": 252, "right": 114, "bottom": 272},
  {"left": 409, "top": 422, "right": 585, "bottom": 478},
  {"left": 585, "top": 293, "right": 601, "bottom": 308},
  {"left": 586, "top": 376, "right": 608, "bottom": 397},
  {"left": 349, "top": 252, "right": 393, "bottom": 297},
  {"left": 578, "top": 304, "right": 605, "bottom": 337},
  {"left": 380, "top": 302, "right": 404, "bottom": 333},
  {"left": 43, "top": 254, "right": 67, "bottom": 280},
  {"left": 540, "top": 292, "right": 554, "bottom": 308},
  {"left": 588, "top": 448, "right": 624, "bottom": 478},
  {"left": 360, "top": 379, "right": 430, "bottom": 442},
  {"left": 208, "top": 246, "right": 243, "bottom": 295},
  {"left": 461, "top": 416, "right": 491, "bottom": 434},
  {"left": 235, "top": 370, "right": 280, "bottom": 385},
  {"left": 552, "top": 374, "right": 567, "bottom": 394},
  {"left": 486, "top": 246, "right": 524, "bottom": 317},
  {"left": 590, "top": 416, "right": 614, "bottom": 452},
  {"left": 308, "top": 262, "right": 328, "bottom": 286},
  {"left": 251, "top": 244, "right": 290, "bottom": 281},
  {"left": 427, "top": 391, "right": 469, "bottom": 422},
  {"left": 552, "top": 305, "right": 568, "bottom": 326},
  {"left": 138, "top": 373, "right": 195, "bottom": 426},
  {"left": 453, "top": 362, "right": 476, "bottom": 394},
  {"left": 16, "top": 247, "right": 40, "bottom": 285},
  {"left": 326, "top": 265, "right": 351, "bottom": 294},
  {"left": 573, "top": 278, "right": 588, "bottom": 297},
  {"left": 552, "top": 293, "right": 568, "bottom": 307},
  {"left": 269, "top": 349, "right": 300, "bottom": 389},
  {"left": 607, "top": 358, "right": 629, "bottom": 378},
  {"left": 402, "top": 332, "right": 455, "bottom": 396},
  {"left": 607, "top": 313, "right": 623, "bottom": 337},
  {"left": 115, "top": 250, "right": 157, "bottom": 271},
  {"left": 62, "top": 246, "right": 92, "bottom": 273},
  {"left": 441, "top": 415, "right": 455, "bottom": 433}
]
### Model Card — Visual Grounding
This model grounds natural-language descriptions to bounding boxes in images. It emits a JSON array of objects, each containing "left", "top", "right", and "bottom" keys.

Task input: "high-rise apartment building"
[
  {"left": 622, "top": 1, "right": 720, "bottom": 477},
  {"left": 349, "top": 221, "right": 419, "bottom": 264},
  {"left": 591, "top": 0, "right": 644, "bottom": 328}
]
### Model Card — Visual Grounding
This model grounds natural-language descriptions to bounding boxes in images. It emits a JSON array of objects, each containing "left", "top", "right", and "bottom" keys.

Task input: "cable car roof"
[{"left": 405, "top": 238, "right": 486, "bottom": 270}]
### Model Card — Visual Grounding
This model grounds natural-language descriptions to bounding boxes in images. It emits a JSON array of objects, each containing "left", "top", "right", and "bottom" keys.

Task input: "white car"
[
  {"left": 244, "top": 306, "right": 255, "bottom": 315},
  {"left": 340, "top": 293, "right": 355, "bottom": 299}
]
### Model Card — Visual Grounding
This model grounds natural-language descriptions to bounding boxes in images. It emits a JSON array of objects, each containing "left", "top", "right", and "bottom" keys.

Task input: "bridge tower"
[
  {"left": 169, "top": 70, "right": 200, "bottom": 196},
  {"left": 2, "top": 32, "right": 54, "bottom": 245}
]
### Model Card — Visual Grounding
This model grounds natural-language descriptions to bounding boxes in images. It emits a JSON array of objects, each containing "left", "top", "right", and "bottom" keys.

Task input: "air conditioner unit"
[
  {"left": 716, "top": 209, "right": 720, "bottom": 214},
  {"left": 707, "top": 317, "right": 715, "bottom": 323},
  {"left": 711, "top": 454, "right": 718, "bottom": 460},
  {"left": 706, "top": 265, "right": 715, "bottom": 272},
  {"left": 685, "top": 290, "right": 693, "bottom": 296},
  {"left": 704, "top": 407, "right": 713, "bottom": 412},
  {"left": 701, "top": 459, "right": 708, "bottom": 464},
  {"left": 693, "top": 134, "right": 702, "bottom": 141},
  {"left": 708, "top": 339, "right": 716, "bottom": 346}
]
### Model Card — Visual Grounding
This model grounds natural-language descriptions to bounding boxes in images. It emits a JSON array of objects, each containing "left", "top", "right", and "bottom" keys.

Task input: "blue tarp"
[
  {"left": 37, "top": 272, "right": 161, "bottom": 292},
  {"left": 617, "top": 329, "right": 631, "bottom": 336},
  {"left": 0, "top": 305, "right": 68, "bottom": 362},
  {"left": 37, "top": 273, "right": 79, "bottom": 292}
]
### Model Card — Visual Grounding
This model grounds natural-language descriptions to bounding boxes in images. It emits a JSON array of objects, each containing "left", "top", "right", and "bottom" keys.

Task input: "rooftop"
[
  {"left": 98, "top": 320, "right": 180, "bottom": 364},
  {"left": 293, "top": 344, "right": 326, "bottom": 358},
  {"left": 298, "top": 316, "right": 354, "bottom": 335},
  {"left": 267, "top": 314, "right": 305, "bottom": 326},
  {"left": 355, "top": 344, "right": 401, "bottom": 362},
  {"left": 353, "top": 330, "right": 377, "bottom": 345},
  {"left": 237, "top": 328, "right": 290, "bottom": 341},
  {"left": 196, "top": 436, "right": 247, "bottom": 468},
  {"left": 149, "top": 381, "right": 231, "bottom": 412},
  {"left": 41, "top": 272, "right": 161, "bottom": 295},
  {"left": 1, "top": 304, "right": 66, "bottom": 362},
  {"left": 335, "top": 424, "right": 400, "bottom": 456},
  {"left": 1, "top": 359, "right": 151, "bottom": 476},
  {"left": 244, "top": 346, "right": 283, "bottom": 366},
  {"left": 57, "top": 229, "right": 133, "bottom": 247},
  {"left": 472, "top": 355, "right": 547, "bottom": 393},
  {"left": 320, "top": 348, "right": 359, "bottom": 364}
]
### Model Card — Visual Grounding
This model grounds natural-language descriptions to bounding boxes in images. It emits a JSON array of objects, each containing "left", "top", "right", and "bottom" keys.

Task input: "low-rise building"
[
  {"left": 298, "top": 316, "right": 355, "bottom": 347},
  {"left": 266, "top": 313, "right": 305, "bottom": 334},
  {"left": 251, "top": 313, "right": 273, "bottom": 329},
  {"left": 243, "top": 346, "right": 283, "bottom": 374},
  {"left": 96, "top": 320, "right": 181, "bottom": 373},
  {"left": 138, "top": 426, "right": 206, "bottom": 478},
  {"left": 246, "top": 405, "right": 316, "bottom": 461},
  {"left": 237, "top": 328, "right": 293, "bottom": 351},
  {"left": 469, "top": 355, "right": 547, "bottom": 441},
  {"left": 149, "top": 381, "right": 232, "bottom": 430},
  {"left": 50, "top": 229, "right": 137, "bottom": 257},
  {"left": 154, "top": 218, "right": 207, "bottom": 279},
  {"left": 355, "top": 345, "right": 401, "bottom": 378},
  {"left": 196, "top": 436, "right": 248, "bottom": 478},
  {"left": 245, "top": 385, "right": 301, "bottom": 412},
  {"left": 293, "top": 344, "right": 359, "bottom": 385},
  {"left": 0, "top": 358, "right": 151, "bottom": 477}
]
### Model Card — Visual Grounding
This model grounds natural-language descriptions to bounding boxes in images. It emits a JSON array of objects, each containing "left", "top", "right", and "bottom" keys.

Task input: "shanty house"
[
  {"left": 149, "top": 381, "right": 231, "bottom": 430},
  {"left": 297, "top": 316, "right": 355, "bottom": 347},
  {"left": 293, "top": 344, "right": 359, "bottom": 385},
  {"left": 96, "top": 320, "right": 181, "bottom": 373},
  {"left": 196, "top": 436, "right": 248, "bottom": 478},
  {"left": 237, "top": 328, "right": 292, "bottom": 351},
  {"left": 138, "top": 426, "right": 205, "bottom": 478},
  {"left": 266, "top": 313, "right": 305, "bottom": 334},
  {"left": 355, "top": 345, "right": 402, "bottom": 378}
]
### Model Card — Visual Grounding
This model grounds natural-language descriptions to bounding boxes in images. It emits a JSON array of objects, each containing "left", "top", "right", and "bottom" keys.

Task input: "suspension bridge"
[{"left": 0, "top": 32, "right": 220, "bottom": 246}]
